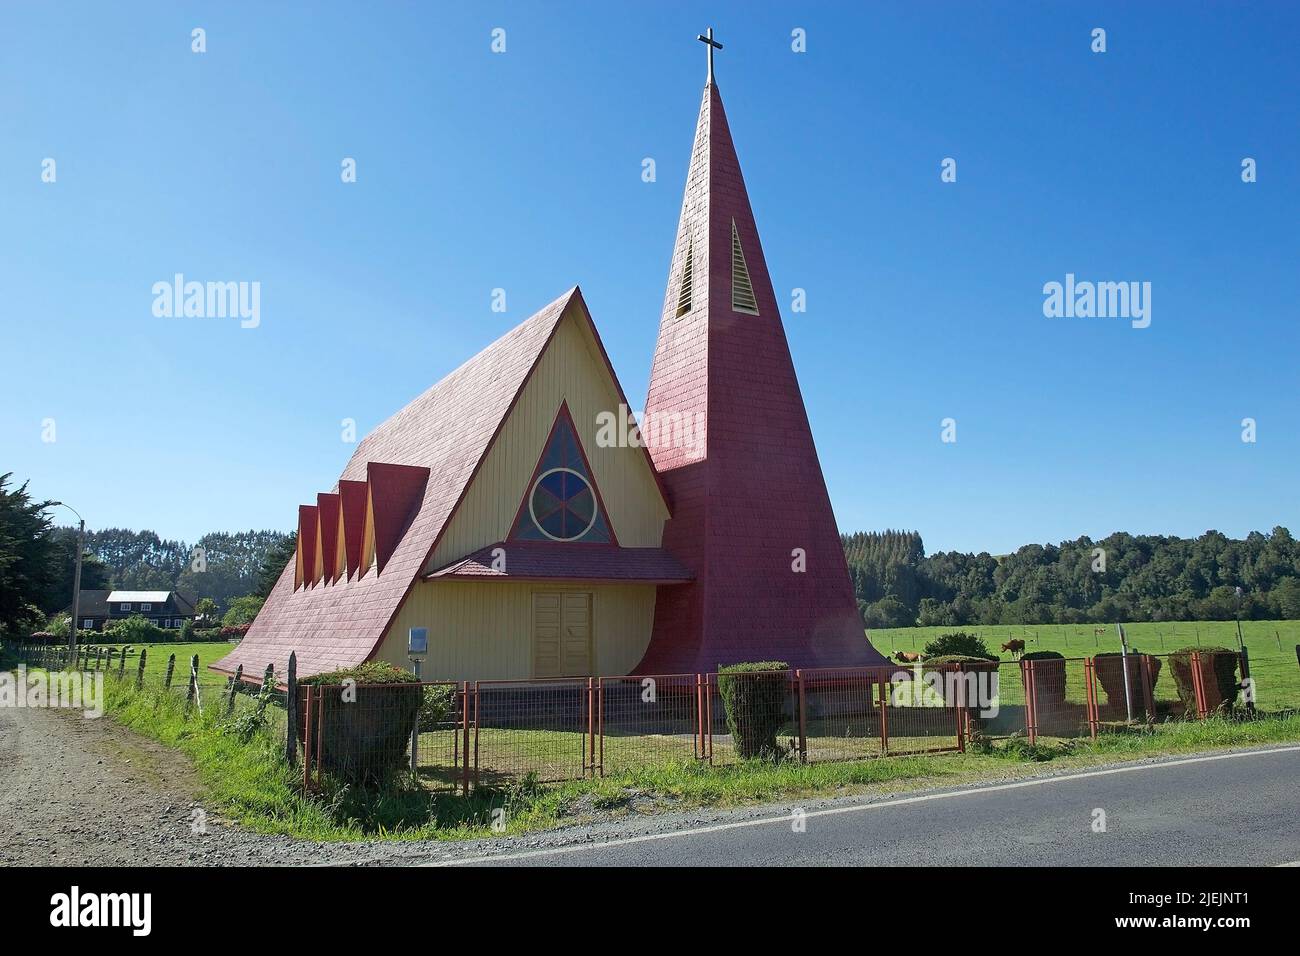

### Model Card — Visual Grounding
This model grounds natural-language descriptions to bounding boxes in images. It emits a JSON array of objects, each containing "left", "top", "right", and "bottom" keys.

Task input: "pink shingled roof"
[
  {"left": 214, "top": 288, "right": 588, "bottom": 679},
  {"left": 425, "top": 541, "right": 693, "bottom": 584}
]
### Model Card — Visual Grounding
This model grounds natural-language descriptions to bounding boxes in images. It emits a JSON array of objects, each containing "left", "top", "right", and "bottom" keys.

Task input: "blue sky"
[{"left": 2, "top": 1, "right": 1296, "bottom": 554}]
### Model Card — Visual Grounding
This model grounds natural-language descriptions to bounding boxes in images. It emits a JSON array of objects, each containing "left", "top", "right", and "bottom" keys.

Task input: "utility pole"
[{"left": 52, "top": 502, "right": 85, "bottom": 666}]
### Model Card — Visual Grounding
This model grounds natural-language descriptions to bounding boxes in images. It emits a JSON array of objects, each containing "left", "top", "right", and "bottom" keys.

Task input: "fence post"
[
  {"left": 285, "top": 653, "right": 298, "bottom": 766},
  {"left": 597, "top": 678, "right": 605, "bottom": 777},
  {"left": 695, "top": 674, "right": 705, "bottom": 760},
  {"left": 1190, "top": 651, "right": 1206, "bottom": 718},
  {"left": 1084, "top": 658, "right": 1098, "bottom": 740},
  {"left": 878, "top": 675, "right": 890, "bottom": 754},
  {"left": 119, "top": 647, "right": 129, "bottom": 678},
  {"left": 472, "top": 682, "right": 481, "bottom": 791},
  {"left": 226, "top": 664, "right": 243, "bottom": 715},
  {"left": 302, "top": 684, "right": 314, "bottom": 792},
  {"left": 185, "top": 654, "right": 199, "bottom": 712},
  {"left": 1139, "top": 655, "right": 1155, "bottom": 721},
  {"left": 585, "top": 677, "right": 595, "bottom": 778},
  {"left": 796, "top": 670, "right": 808, "bottom": 764},
  {"left": 1239, "top": 646, "right": 1254, "bottom": 715},
  {"left": 460, "top": 681, "right": 472, "bottom": 795},
  {"left": 164, "top": 654, "right": 176, "bottom": 690},
  {"left": 1024, "top": 659, "right": 1037, "bottom": 746},
  {"left": 106, "top": 647, "right": 117, "bottom": 674},
  {"left": 135, "top": 648, "right": 147, "bottom": 689},
  {"left": 954, "top": 664, "right": 966, "bottom": 753}
]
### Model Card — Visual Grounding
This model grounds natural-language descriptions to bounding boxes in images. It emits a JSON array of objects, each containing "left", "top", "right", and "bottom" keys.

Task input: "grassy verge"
[{"left": 89, "top": 672, "right": 1300, "bottom": 842}]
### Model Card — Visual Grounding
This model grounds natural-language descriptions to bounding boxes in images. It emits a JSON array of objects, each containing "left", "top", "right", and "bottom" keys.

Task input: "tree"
[
  {"left": 1274, "top": 577, "right": 1300, "bottom": 619},
  {"left": 43, "top": 526, "right": 109, "bottom": 614},
  {"left": 0, "top": 474, "right": 58, "bottom": 635},
  {"left": 255, "top": 531, "right": 297, "bottom": 599},
  {"left": 193, "top": 597, "right": 219, "bottom": 625},
  {"left": 222, "top": 595, "right": 265, "bottom": 627}
]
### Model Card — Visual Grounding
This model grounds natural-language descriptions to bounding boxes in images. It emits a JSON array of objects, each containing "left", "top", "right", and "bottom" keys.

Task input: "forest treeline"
[{"left": 843, "top": 528, "right": 1300, "bottom": 627}]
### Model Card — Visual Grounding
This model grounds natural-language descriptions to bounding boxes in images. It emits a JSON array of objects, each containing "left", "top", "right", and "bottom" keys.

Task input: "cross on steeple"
[{"left": 696, "top": 27, "right": 722, "bottom": 85}]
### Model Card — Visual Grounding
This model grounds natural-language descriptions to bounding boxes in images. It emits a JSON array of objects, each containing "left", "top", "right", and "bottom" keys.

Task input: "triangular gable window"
[
  {"left": 509, "top": 404, "right": 615, "bottom": 544},
  {"left": 675, "top": 239, "right": 694, "bottom": 318},
  {"left": 731, "top": 220, "right": 759, "bottom": 315}
]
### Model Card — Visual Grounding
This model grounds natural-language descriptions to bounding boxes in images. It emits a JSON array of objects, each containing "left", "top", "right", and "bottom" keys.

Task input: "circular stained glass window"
[{"left": 528, "top": 468, "right": 597, "bottom": 541}]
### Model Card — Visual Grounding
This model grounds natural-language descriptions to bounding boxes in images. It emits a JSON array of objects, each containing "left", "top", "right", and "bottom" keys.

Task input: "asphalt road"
[{"left": 436, "top": 746, "right": 1300, "bottom": 867}]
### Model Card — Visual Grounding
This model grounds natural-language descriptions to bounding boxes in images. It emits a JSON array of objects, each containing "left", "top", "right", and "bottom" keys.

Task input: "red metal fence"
[{"left": 5, "top": 641, "right": 1252, "bottom": 797}]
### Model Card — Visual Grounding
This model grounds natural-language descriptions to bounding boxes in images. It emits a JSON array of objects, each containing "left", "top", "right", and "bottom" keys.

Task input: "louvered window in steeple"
[
  {"left": 675, "top": 239, "right": 694, "bottom": 317},
  {"left": 731, "top": 220, "right": 759, "bottom": 314}
]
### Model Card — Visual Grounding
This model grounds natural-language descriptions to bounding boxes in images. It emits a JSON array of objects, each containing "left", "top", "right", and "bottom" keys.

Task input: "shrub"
[
  {"left": 1168, "top": 647, "right": 1239, "bottom": 713},
  {"left": 299, "top": 661, "right": 419, "bottom": 686},
  {"left": 1019, "top": 650, "right": 1067, "bottom": 705},
  {"left": 103, "top": 615, "right": 166, "bottom": 644},
  {"left": 716, "top": 662, "right": 791, "bottom": 761},
  {"left": 298, "top": 662, "right": 422, "bottom": 784},
  {"left": 222, "top": 595, "right": 264, "bottom": 628},
  {"left": 1094, "top": 651, "right": 1162, "bottom": 711},
  {"left": 219, "top": 624, "right": 250, "bottom": 640},
  {"left": 419, "top": 684, "right": 456, "bottom": 726},
  {"left": 922, "top": 632, "right": 996, "bottom": 661}
]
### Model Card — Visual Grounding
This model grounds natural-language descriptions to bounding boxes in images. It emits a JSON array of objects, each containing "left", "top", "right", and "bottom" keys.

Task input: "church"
[{"left": 215, "top": 34, "right": 890, "bottom": 682}]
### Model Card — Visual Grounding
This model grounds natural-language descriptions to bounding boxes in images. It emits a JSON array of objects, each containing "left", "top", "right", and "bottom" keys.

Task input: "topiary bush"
[
  {"left": 1094, "top": 651, "right": 1162, "bottom": 714},
  {"left": 716, "top": 662, "right": 791, "bottom": 760},
  {"left": 299, "top": 661, "right": 422, "bottom": 784},
  {"left": 1019, "top": 650, "right": 1067, "bottom": 706},
  {"left": 1168, "top": 647, "right": 1239, "bottom": 714},
  {"left": 922, "top": 632, "right": 996, "bottom": 661}
]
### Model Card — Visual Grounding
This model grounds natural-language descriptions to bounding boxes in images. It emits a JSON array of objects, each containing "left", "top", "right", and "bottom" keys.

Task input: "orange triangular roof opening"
[
  {"left": 366, "top": 462, "right": 431, "bottom": 575},
  {"left": 296, "top": 504, "right": 318, "bottom": 590},
  {"left": 316, "top": 493, "right": 341, "bottom": 584},
  {"left": 337, "top": 479, "right": 368, "bottom": 580}
]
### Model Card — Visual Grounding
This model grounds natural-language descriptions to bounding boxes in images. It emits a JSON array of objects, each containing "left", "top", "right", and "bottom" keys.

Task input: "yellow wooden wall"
[
  {"left": 373, "top": 301, "right": 670, "bottom": 680},
  {"left": 374, "top": 580, "right": 657, "bottom": 680},
  {"left": 427, "top": 303, "right": 668, "bottom": 569}
]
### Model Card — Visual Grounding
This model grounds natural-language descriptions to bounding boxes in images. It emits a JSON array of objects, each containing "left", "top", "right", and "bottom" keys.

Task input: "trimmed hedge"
[
  {"left": 1094, "top": 651, "right": 1162, "bottom": 708},
  {"left": 717, "top": 662, "right": 790, "bottom": 761},
  {"left": 298, "top": 662, "right": 421, "bottom": 783},
  {"left": 1168, "top": 647, "right": 1239, "bottom": 713}
]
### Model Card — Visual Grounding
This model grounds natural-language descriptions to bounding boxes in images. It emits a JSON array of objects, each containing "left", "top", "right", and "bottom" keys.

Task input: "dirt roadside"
[{"left": 0, "top": 703, "right": 364, "bottom": 866}]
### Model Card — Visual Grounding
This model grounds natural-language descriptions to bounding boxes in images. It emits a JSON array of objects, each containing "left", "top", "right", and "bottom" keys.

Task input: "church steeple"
[{"left": 636, "top": 36, "right": 890, "bottom": 673}]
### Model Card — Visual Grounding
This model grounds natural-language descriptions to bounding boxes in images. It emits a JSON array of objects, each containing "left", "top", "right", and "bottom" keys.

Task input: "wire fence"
[{"left": 5, "top": 641, "right": 1267, "bottom": 795}]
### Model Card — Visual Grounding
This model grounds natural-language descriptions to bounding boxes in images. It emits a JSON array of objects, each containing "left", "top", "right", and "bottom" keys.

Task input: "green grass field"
[
  {"left": 78, "top": 641, "right": 236, "bottom": 686},
  {"left": 869, "top": 619, "right": 1300, "bottom": 711}
]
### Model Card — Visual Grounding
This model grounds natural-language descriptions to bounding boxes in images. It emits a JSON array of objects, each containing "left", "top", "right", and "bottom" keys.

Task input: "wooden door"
[{"left": 532, "top": 591, "right": 592, "bottom": 678}]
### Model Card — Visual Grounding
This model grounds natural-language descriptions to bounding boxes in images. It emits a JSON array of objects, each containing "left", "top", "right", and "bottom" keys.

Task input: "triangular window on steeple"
[
  {"left": 509, "top": 404, "right": 615, "bottom": 544},
  {"left": 675, "top": 239, "right": 694, "bottom": 317},
  {"left": 731, "top": 220, "right": 759, "bottom": 315}
]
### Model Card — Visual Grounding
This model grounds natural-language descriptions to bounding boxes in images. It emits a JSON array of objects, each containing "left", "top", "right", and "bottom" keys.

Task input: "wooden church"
[{"left": 216, "top": 36, "right": 889, "bottom": 682}]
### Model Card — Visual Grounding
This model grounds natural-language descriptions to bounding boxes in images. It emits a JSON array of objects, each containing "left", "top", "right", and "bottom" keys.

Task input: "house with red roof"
[{"left": 215, "top": 41, "right": 888, "bottom": 683}]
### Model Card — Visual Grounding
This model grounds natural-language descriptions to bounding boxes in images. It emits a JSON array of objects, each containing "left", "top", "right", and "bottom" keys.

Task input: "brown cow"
[
  {"left": 894, "top": 651, "right": 923, "bottom": 664},
  {"left": 1001, "top": 639, "right": 1026, "bottom": 658}
]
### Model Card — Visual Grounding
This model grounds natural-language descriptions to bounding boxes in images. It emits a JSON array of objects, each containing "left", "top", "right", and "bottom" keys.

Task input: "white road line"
[{"left": 425, "top": 745, "right": 1300, "bottom": 867}]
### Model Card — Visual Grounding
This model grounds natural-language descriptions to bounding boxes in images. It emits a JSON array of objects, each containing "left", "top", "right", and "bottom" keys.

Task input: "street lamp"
[{"left": 50, "top": 501, "right": 85, "bottom": 666}]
